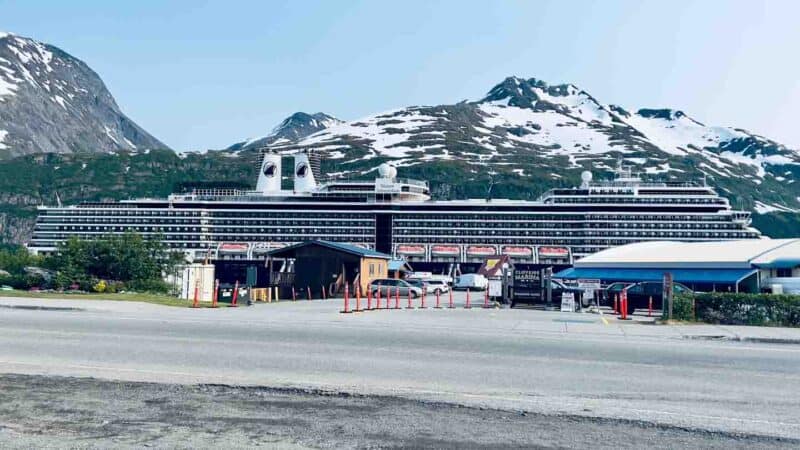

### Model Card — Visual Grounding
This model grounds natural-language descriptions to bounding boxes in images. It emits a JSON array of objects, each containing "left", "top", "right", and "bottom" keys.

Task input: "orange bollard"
[
  {"left": 367, "top": 285, "right": 373, "bottom": 310},
  {"left": 395, "top": 286, "right": 400, "bottom": 309},
  {"left": 420, "top": 287, "right": 427, "bottom": 309},
  {"left": 620, "top": 291, "right": 628, "bottom": 320},
  {"left": 465, "top": 288, "right": 471, "bottom": 309},
  {"left": 648, "top": 296, "right": 653, "bottom": 317},
  {"left": 355, "top": 285, "right": 362, "bottom": 312},
  {"left": 192, "top": 279, "right": 200, "bottom": 308},
  {"left": 307, "top": 286, "right": 312, "bottom": 300},
  {"left": 231, "top": 280, "right": 239, "bottom": 307},
  {"left": 448, "top": 288, "right": 455, "bottom": 309},
  {"left": 376, "top": 284, "right": 382, "bottom": 310},
  {"left": 211, "top": 279, "right": 219, "bottom": 308},
  {"left": 406, "top": 288, "right": 414, "bottom": 309},
  {"left": 434, "top": 289, "right": 441, "bottom": 309},
  {"left": 341, "top": 284, "right": 351, "bottom": 314}
]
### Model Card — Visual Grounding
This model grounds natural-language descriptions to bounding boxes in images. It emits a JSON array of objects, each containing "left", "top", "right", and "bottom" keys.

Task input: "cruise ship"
[{"left": 28, "top": 150, "right": 761, "bottom": 265}]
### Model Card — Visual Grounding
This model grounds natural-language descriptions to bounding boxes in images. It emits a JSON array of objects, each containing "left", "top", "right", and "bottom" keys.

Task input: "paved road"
[{"left": 1, "top": 294, "right": 799, "bottom": 444}]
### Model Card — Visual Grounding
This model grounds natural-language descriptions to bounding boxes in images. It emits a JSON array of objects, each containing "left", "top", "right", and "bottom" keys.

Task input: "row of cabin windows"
[
  {"left": 393, "top": 235, "right": 753, "bottom": 245},
  {"left": 394, "top": 222, "right": 740, "bottom": 230},
  {"left": 552, "top": 197, "right": 725, "bottom": 204},
  {"left": 394, "top": 229, "right": 754, "bottom": 238},
  {"left": 396, "top": 214, "right": 733, "bottom": 222}
]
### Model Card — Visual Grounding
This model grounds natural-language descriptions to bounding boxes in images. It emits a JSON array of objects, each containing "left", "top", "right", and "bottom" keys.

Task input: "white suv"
[{"left": 424, "top": 279, "right": 450, "bottom": 295}]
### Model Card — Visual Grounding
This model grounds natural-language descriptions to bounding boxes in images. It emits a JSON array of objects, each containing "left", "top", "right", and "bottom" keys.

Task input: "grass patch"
[{"left": 0, "top": 290, "right": 197, "bottom": 308}]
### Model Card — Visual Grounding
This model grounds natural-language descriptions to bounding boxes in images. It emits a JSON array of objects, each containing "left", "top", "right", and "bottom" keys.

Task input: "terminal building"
[{"left": 555, "top": 239, "right": 800, "bottom": 294}]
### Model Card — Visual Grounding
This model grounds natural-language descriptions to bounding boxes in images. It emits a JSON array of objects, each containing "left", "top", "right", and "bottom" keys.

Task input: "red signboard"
[
  {"left": 467, "top": 246, "right": 496, "bottom": 256},
  {"left": 538, "top": 246, "right": 569, "bottom": 257},
  {"left": 397, "top": 245, "right": 426, "bottom": 255},
  {"left": 219, "top": 243, "right": 249, "bottom": 253},
  {"left": 502, "top": 246, "right": 533, "bottom": 257},
  {"left": 431, "top": 245, "right": 460, "bottom": 256}
]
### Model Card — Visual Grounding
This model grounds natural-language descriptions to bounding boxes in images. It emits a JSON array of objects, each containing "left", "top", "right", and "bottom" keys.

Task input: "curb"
[
  {"left": 682, "top": 334, "right": 800, "bottom": 345},
  {"left": 738, "top": 336, "right": 800, "bottom": 345},
  {"left": 0, "top": 304, "right": 84, "bottom": 312}
]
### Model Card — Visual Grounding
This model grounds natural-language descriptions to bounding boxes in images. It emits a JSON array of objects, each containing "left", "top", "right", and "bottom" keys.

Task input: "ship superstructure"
[{"left": 29, "top": 150, "right": 761, "bottom": 264}]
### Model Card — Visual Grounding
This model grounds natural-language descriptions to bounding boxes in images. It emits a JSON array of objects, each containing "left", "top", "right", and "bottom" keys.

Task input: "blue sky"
[{"left": 2, "top": 0, "right": 799, "bottom": 150}]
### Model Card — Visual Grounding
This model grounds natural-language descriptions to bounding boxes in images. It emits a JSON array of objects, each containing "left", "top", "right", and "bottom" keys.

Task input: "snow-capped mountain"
[
  {"left": 0, "top": 32, "right": 167, "bottom": 158},
  {"left": 266, "top": 76, "right": 800, "bottom": 213},
  {"left": 227, "top": 112, "right": 343, "bottom": 151}
]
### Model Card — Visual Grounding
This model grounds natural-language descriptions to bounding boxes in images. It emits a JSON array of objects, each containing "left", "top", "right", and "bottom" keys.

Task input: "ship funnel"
[
  {"left": 256, "top": 150, "right": 282, "bottom": 193},
  {"left": 293, "top": 151, "right": 317, "bottom": 192}
]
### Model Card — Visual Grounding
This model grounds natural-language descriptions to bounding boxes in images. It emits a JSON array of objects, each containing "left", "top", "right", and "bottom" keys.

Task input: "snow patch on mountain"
[
  {"left": 296, "top": 108, "right": 445, "bottom": 159},
  {"left": 754, "top": 201, "right": 798, "bottom": 214},
  {"left": 623, "top": 110, "right": 737, "bottom": 156}
]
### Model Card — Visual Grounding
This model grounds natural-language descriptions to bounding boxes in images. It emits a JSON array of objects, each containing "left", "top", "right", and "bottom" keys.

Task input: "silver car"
[{"left": 369, "top": 279, "right": 422, "bottom": 298}]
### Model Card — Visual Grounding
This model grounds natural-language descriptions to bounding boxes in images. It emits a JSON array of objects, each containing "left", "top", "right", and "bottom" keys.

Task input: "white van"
[{"left": 453, "top": 274, "right": 488, "bottom": 291}]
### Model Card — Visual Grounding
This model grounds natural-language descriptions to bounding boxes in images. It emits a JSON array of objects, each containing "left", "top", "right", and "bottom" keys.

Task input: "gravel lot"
[{"left": 0, "top": 374, "right": 797, "bottom": 449}]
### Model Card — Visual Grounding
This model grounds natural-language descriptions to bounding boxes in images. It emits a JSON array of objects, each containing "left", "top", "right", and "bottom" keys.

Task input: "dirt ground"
[{"left": 0, "top": 374, "right": 796, "bottom": 449}]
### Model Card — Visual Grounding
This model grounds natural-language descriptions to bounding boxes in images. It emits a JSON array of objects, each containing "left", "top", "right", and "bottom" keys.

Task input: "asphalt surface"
[
  {"left": 1, "top": 373, "right": 796, "bottom": 449},
  {"left": 1, "top": 294, "right": 800, "bottom": 447}
]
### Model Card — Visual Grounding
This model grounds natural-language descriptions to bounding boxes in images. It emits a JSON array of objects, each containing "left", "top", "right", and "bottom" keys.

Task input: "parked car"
[
  {"left": 369, "top": 278, "right": 422, "bottom": 298},
  {"left": 453, "top": 273, "right": 488, "bottom": 291},
  {"left": 603, "top": 281, "right": 692, "bottom": 315},
  {"left": 407, "top": 273, "right": 453, "bottom": 286},
  {"left": 601, "top": 282, "right": 630, "bottom": 307},
  {"left": 406, "top": 279, "right": 427, "bottom": 291},
  {"left": 424, "top": 279, "right": 450, "bottom": 295}
]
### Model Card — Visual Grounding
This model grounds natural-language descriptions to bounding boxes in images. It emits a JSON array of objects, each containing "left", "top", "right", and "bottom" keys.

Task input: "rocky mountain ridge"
[
  {"left": 0, "top": 32, "right": 167, "bottom": 158},
  {"left": 262, "top": 76, "right": 800, "bottom": 215},
  {"left": 226, "top": 112, "right": 343, "bottom": 152}
]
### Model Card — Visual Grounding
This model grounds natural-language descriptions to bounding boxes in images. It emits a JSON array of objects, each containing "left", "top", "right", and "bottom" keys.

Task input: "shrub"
[
  {"left": 78, "top": 278, "right": 97, "bottom": 292},
  {"left": 671, "top": 293, "right": 696, "bottom": 321},
  {"left": 687, "top": 292, "right": 800, "bottom": 327},
  {"left": 105, "top": 281, "right": 124, "bottom": 294},
  {"left": 0, "top": 273, "right": 46, "bottom": 290},
  {"left": 93, "top": 279, "right": 107, "bottom": 293}
]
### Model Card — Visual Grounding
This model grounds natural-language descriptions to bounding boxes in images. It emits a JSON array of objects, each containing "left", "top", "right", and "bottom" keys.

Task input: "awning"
[
  {"left": 754, "top": 258, "right": 800, "bottom": 269},
  {"left": 389, "top": 259, "right": 412, "bottom": 272},
  {"left": 553, "top": 267, "right": 757, "bottom": 284}
]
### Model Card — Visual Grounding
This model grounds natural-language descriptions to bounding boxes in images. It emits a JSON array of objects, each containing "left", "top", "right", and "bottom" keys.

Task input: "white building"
[{"left": 556, "top": 239, "right": 800, "bottom": 293}]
